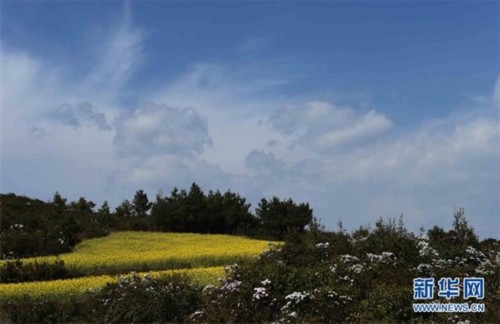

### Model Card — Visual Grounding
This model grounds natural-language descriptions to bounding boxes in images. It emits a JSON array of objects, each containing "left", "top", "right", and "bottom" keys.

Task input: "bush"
[
  {"left": 193, "top": 218, "right": 500, "bottom": 323},
  {"left": 1, "top": 274, "right": 202, "bottom": 323},
  {"left": 0, "top": 259, "right": 79, "bottom": 283},
  {"left": 81, "top": 274, "right": 201, "bottom": 322}
]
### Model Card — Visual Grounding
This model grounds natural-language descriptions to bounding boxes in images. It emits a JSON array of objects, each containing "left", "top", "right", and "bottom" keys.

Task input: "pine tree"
[{"left": 132, "top": 190, "right": 152, "bottom": 217}]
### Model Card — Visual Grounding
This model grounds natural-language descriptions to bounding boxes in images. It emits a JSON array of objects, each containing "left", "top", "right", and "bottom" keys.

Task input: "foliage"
[
  {"left": 0, "top": 193, "right": 91, "bottom": 259},
  {"left": 82, "top": 274, "right": 202, "bottom": 322},
  {"left": 69, "top": 197, "right": 96, "bottom": 213},
  {"left": 0, "top": 275, "right": 204, "bottom": 323},
  {"left": 256, "top": 196, "right": 313, "bottom": 239},
  {"left": 132, "top": 189, "right": 152, "bottom": 217},
  {"left": 151, "top": 183, "right": 258, "bottom": 235},
  {"left": 1, "top": 184, "right": 312, "bottom": 261},
  {"left": 194, "top": 217, "right": 500, "bottom": 323},
  {"left": 0, "top": 259, "right": 76, "bottom": 283}
]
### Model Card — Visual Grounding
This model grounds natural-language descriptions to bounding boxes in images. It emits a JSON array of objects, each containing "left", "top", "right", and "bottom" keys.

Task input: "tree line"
[{"left": 0, "top": 183, "right": 313, "bottom": 259}]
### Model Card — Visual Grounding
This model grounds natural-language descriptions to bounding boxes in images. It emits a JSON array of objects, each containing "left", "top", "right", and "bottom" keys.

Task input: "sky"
[{"left": 1, "top": 1, "right": 499, "bottom": 238}]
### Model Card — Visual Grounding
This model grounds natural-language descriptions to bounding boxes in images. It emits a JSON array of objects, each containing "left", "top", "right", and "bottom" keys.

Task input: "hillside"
[{"left": 7, "top": 231, "right": 274, "bottom": 275}]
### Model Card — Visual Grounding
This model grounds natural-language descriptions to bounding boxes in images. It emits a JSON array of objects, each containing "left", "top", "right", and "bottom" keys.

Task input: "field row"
[{"left": 0, "top": 266, "right": 224, "bottom": 301}]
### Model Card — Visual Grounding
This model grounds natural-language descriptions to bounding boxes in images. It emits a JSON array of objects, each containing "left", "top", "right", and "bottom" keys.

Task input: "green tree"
[
  {"left": 97, "top": 201, "right": 111, "bottom": 216},
  {"left": 221, "top": 190, "right": 255, "bottom": 234},
  {"left": 452, "top": 207, "right": 478, "bottom": 247},
  {"left": 186, "top": 183, "right": 207, "bottom": 232},
  {"left": 256, "top": 196, "right": 313, "bottom": 239},
  {"left": 69, "top": 197, "right": 96, "bottom": 213},
  {"left": 132, "top": 190, "right": 152, "bottom": 217},
  {"left": 151, "top": 188, "right": 189, "bottom": 232},
  {"left": 52, "top": 192, "right": 67, "bottom": 213},
  {"left": 428, "top": 208, "right": 479, "bottom": 259},
  {"left": 115, "top": 200, "right": 133, "bottom": 217}
]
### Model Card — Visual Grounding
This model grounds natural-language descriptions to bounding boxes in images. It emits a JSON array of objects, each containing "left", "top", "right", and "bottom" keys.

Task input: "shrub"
[{"left": 0, "top": 259, "right": 77, "bottom": 283}]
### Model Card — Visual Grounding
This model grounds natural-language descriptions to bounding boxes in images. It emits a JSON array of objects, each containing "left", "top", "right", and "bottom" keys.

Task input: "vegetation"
[
  {"left": 194, "top": 218, "right": 499, "bottom": 323},
  {"left": 1, "top": 232, "right": 273, "bottom": 277},
  {"left": 0, "top": 267, "right": 223, "bottom": 301},
  {"left": 1, "top": 184, "right": 310, "bottom": 260},
  {"left": 0, "top": 187, "right": 498, "bottom": 323},
  {"left": 1, "top": 274, "right": 204, "bottom": 323}
]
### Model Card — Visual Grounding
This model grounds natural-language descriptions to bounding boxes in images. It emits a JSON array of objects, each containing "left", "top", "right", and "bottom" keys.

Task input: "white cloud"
[
  {"left": 245, "top": 150, "right": 285, "bottom": 177},
  {"left": 1, "top": 8, "right": 498, "bottom": 239},
  {"left": 0, "top": 6, "right": 144, "bottom": 203},
  {"left": 83, "top": 4, "right": 143, "bottom": 98},
  {"left": 109, "top": 154, "right": 231, "bottom": 200},
  {"left": 269, "top": 101, "right": 393, "bottom": 151},
  {"left": 114, "top": 102, "right": 211, "bottom": 158},
  {"left": 314, "top": 110, "right": 392, "bottom": 149},
  {"left": 44, "top": 102, "right": 111, "bottom": 131}
]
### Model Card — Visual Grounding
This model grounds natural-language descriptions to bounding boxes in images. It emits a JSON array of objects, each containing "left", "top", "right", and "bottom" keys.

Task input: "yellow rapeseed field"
[
  {"left": 0, "top": 232, "right": 275, "bottom": 301},
  {"left": 5, "top": 232, "right": 273, "bottom": 275},
  {"left": 0, "top": 266, "right": 224, "bottom": 301}
]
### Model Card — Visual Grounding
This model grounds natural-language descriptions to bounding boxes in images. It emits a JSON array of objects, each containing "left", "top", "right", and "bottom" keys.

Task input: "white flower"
[
  {"left": 261, "top": 278, "right": 271, "bottom": 286},
  {"left": 315, "top": 242, "right": 329, "bottom": 249},
  {"left": 367, "top": 253, "right": 383, "bottom": 262},
  {"left": 341, "top": 254, "right": 359, "bottom": 264},
  {"left": 253, "top": 287, "right": 268, "bottom": 300},
  {"left": 285, "top": 291, "right": 310, "bottom": 303},
  {"left": 418, "top": 240, "right": 439, "bottom": 258},
  {"left": 350, "top": 264, "right": 363, "bottom": 273},
  {"left": 222, "top": 280, "right": 242, "bottom": 292}
]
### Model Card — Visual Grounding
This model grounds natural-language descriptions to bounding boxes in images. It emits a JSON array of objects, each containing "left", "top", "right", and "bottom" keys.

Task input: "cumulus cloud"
[
  {"left": 113, "top": 102, "right": 211, "bottom": 158},
  {"left": 44, "top": 102, "right": 111, "bottom": 131},
  {"left": 245, "top": 150, "right": 286, "bottom": 177},
  {"left": 314, "top": 110, "right": 392, "bottom": 149},
  {"left": 77, "top": 103, "right": 112, "bottom": 131},
  {"left": 0, "top": 5, "right": 143, "bottom": 202},
  {"left": 317, "top": 116, "right": 499, "bottom": 183},
  {"left": 269, "top": 100, "right": 393, "bottom": 151},
  {"left": 248, "top": 105, "right": 499, "bottom": 236}
]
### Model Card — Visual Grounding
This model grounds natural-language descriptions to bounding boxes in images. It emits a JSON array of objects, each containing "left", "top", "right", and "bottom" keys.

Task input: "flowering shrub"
[
  {"left": 82, "top": 274, "right": 201, "bottom": 323},
  {"left": 1, "top": 274, "right": 202, "bottom": 323},
  {"left": 191, "top": 219, "right": 499, "bottom": 323}
]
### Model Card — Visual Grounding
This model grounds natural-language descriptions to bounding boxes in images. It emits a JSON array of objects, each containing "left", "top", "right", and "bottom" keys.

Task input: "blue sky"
[{"left": 1, "top": 1, "right": 499, "bottom": 238}]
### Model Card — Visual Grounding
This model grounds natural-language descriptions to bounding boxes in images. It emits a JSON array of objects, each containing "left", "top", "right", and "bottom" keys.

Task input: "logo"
[{"left": 412, "top": 277, "right": 485, "bottom": 313}]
